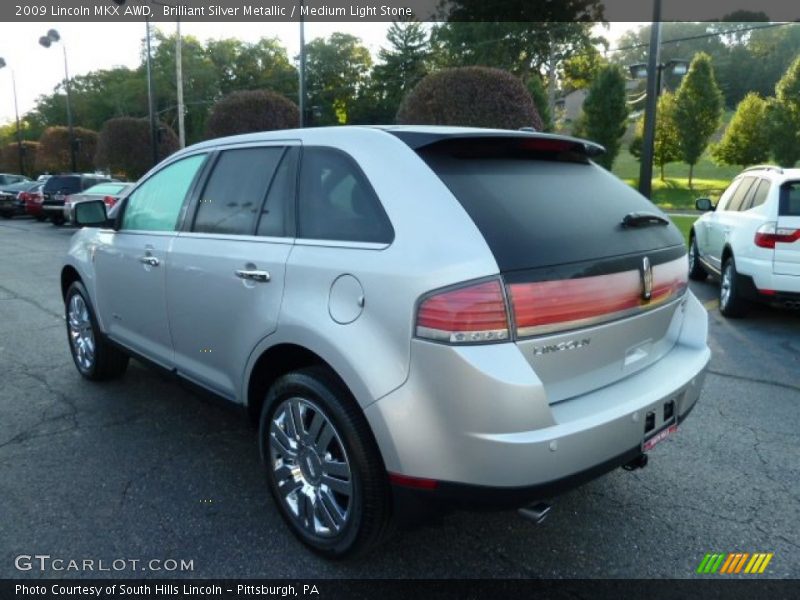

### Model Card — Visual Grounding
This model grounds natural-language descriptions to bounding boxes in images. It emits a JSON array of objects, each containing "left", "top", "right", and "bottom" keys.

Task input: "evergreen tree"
[
  {"left": 768, "top": 56, "right": 800, "bottom": 167},
  {"left": 674, "top": 53, "right": 723, "bottom": 187},
  {"left": 582, "top": 65, "right": 628, "bottom": 170},
  {"left": 712, "top": 93, "right": 770, "bottom": 169}
]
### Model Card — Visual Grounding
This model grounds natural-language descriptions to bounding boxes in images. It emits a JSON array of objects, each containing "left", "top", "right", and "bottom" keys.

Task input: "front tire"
[
  {"left": 65, "top": 281, "right": 129, "bottom": 380},
  {"left": 688, "top": 234, "right": 707, "bottom": 281},
  {"left": 259, "top": 367, "right": 392, "bottom": 558},
  {"left": 719, "top": 256, "right": 749, "bottom": 318}
]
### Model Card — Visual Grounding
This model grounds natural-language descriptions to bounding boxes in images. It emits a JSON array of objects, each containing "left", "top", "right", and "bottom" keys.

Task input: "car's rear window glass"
[
  {"left": 83, "top": 183, "right": 127, "bottom": 196},
  {"left": 780, "top": 182, "right": 800, "bottom": 216},
  {"left": 419, "top": 147, "right": 684, "bottom": 272},
  {"left": 43, "top": 176, "right": 81, "bottom": 194}
]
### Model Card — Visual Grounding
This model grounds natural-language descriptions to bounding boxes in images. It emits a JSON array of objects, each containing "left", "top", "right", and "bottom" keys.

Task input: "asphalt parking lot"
[{"left": 1, "top": 216, "right": 798, "bottom": 579}]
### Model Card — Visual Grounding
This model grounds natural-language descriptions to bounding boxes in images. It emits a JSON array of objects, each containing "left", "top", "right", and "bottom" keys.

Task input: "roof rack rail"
[{"left": 743, "top": 165, "right": 783, "bottom": 174}]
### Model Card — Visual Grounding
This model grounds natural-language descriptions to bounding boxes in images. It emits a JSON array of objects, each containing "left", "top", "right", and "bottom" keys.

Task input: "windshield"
[{"left": 43, "top": 176, "right": 82, "bottom": 194}]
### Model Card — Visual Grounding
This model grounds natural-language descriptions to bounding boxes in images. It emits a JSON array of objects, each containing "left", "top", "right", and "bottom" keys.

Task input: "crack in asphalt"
[
  {"left": 0, "top": 282, "right": 64, "bottom": 320},
  {"left": 707, "top": 369, "right": 800, "bottom": 396}
]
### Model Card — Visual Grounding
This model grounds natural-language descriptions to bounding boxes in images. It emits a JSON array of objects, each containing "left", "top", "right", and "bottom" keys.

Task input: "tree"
[
  {"left": 581, "top": 65, "right": 628, "bottom": 169},
  {"left": 205, "top": 90, "right": 299, "bottom": 139},
  {"left": 766, "top": 56, "right": 800, "bottom": 167},
  {"left": 631, "top": 92, "right": 682, "bottom": 180},
  {"left": 0, "top": 142, "right": 39, "bottom": 177},
  {"left": 674, "top": 53, "right": 723, "bottom": 187},
  {"left": 305, "top": 33, "right": 373, "bottom": 125},
  {"left": 95, "top": 118, "right": 179, "bottom": 180},
  {"left": 526, "top": 74, "right": 552, "bottom": 131},
  {"left": 361, "top": 21, "right": 431, "bottom": 124},
  {"left": 712, "top": 93, "right": 770, "bottom": 168},
  {"left": 396, "top": 66, "right": 542, "bottom": 130},
  {"left": 36, "top": 126, "right": 98, "bottom": 173}
]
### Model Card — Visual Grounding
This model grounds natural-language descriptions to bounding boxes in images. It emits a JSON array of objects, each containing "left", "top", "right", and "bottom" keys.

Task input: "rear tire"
[
  {"left": 719, "top": 256, "right": 749, "bottom": 318},
  {"left": 259, "top": 366, "right": 392, "bottom": 558},
  {"left": 51, "top": 214, "right": 65, "bottom": 226},
  {"left": 688, "top": 234, "right": 707, "bottom": 281},
  {"left": 65, "top": 281, "right": 129, "bottom": 380},
  {"left": 34, "top": 214, "right": 46, "bottom": 222},
  {"left": 0, "top": 211, "right": 12, "bottom": 219}
]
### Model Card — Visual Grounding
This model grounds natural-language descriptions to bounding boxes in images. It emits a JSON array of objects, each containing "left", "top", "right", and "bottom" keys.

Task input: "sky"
[{"left": 0, "top": 21, "right": 639, "bottom": 126}]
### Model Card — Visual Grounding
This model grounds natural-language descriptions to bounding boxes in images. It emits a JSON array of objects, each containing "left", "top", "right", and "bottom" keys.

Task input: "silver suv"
[{"left": 62, "top": 126, "right": 710, "bottom": 557}]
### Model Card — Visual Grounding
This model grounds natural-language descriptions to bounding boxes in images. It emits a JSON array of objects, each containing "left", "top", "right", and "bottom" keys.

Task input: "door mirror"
[
  {"left": 74, "top": 199, "right": 110, "bottom": 227},
  {"left": 695, "top": 198, "right": 714, "bottom": 212}
]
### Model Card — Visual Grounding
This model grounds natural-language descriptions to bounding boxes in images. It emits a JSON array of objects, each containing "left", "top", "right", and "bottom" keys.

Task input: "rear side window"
[
  {"left": 193, "top": 147, "right": 284, "bottom": 235},
  {"left": 726, "top": 177, "right": 756, "bottom": 212},
  {"left": 780, "top": 182, "right": 800, "bottom": 216},
  {"left": 257, "top": 147, "right": 298, "bottom": 238},
  {"left": 746, "top": 179, "right": 770, "bottom": 210},
  {"left": 298, "top": 147, "right": 393, "bottom": 244}
]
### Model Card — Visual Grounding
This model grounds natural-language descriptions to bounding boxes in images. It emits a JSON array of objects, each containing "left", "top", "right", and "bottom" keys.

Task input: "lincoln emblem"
[{"left": 641, "top": 257, "right": 653, "bottom": 301}]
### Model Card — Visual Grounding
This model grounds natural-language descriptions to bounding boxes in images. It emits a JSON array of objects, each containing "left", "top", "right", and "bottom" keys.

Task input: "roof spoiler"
[{"left": 389, "top": 130, "right": 606, "bottom": 158}]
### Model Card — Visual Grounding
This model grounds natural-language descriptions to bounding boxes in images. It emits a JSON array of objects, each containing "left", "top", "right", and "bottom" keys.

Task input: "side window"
[
  {"left": 746, "top": 179, "right": 770, "bottom": 210},
  {"left": 122, "top": 154, "right": 206, "bottom": 232},
  {"left": 726, "top": 177, "right": 756, "bottom": 212},
  {"left": 780, "top": 182, "right": 800, "bottom": 216},
  {"left": 297, "top": 147, "right": 393, "bottom": 243},
  {"left": 257, "top": 147, "right": 298, "bottom": 238},
  {"left": 193, "top": 147, "right": 283, "bottom": 235},
  {"left": 715, "top": 180, "right": 740, "bottom": 212}
]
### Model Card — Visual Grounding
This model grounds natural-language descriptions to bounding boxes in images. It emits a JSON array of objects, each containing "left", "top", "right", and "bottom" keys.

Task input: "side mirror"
[
  {"left": 695, "top": 198, "right": 714, "bottom": 212},
  {"left": 74, "top": 199, "right": 110, "bottom": 227}
]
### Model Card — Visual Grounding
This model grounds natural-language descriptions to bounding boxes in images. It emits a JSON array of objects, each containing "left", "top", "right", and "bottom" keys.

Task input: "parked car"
[
  {"left": 0, "top": 173, "right": 30, "bottom": 186},
  {"left": 690, "top": 165, "right": 800, "bottom": 317},
  {"left": 42, "top": 174, "right": 113, "bottom": 225},
  {"left": 64, "top": 182, "right": 133, "bottom": 224},
  {"left": 62, "top": 126, "right": 710, "bottom": 557},
  {"left": 0, "top": 180, "right": 40, "bottom": 218},
  {"left": 23, "top": 183, "right": 46, "bottom": 221}
]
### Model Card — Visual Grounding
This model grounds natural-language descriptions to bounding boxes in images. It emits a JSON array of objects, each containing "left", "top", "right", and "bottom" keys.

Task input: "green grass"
[
  {"left": 668, "top": 215, "right": 697, "bottom": 246},
  {"left": 613, "top": 149, "right": 739, "bottom": 210}
]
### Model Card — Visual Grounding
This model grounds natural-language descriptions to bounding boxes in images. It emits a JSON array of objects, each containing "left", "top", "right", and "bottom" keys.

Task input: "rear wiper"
[{"left": 621, "top": 211, "right": 670, "bottom": 229}]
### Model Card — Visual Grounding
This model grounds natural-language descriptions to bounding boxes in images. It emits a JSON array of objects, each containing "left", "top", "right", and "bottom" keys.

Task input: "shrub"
[
  {"left": 205, "top": 90, "right": 299, "bottom": 139},
  {"left": 95, "top": 117, "right": 179, "bottom": 180},
  {"left": 0, "top": 141, "right": 39, "bottom": 177},
  {"left": 396, "top": 66, "right": 542, "bottom": 130},
  {"left": 582, "top": 64, "right": 629, "bottom": 170},
  {"left": 36, "top": 126, "right": 98, "bottom": 173}
]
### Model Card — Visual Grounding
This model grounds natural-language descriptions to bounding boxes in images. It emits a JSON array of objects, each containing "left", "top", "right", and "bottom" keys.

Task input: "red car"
[{"left": 23, "top": 183, "right": 46, "bottom": 221}]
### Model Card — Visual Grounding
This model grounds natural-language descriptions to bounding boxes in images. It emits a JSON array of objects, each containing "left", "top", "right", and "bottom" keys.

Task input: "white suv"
[{"left": 690, "top": 165, "right": 800, "bottom": 317}]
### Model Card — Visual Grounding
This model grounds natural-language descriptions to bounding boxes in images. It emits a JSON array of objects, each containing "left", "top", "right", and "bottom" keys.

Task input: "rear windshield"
[
  {"left": 419, "top": 146, "right": 684, "bottom": 272},
  {"left": 780, "top": 181, "right": 800, "bottom": 216},
  {"left": 44, "top": 176, "right": 81, "bottom": 194}
]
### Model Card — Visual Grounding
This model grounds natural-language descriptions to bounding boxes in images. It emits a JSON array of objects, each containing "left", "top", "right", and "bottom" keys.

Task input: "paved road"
[{"left": 1, "top": 217, "right": 798, "bottom": 579}]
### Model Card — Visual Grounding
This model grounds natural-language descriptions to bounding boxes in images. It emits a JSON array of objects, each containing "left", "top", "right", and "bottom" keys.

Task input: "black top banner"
[{"left": 3, "top": 0, "right": 800, "bottom": 23}]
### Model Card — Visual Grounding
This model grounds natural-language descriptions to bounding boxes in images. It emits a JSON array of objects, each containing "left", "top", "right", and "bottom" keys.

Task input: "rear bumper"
[
  {"left": 736, "top": 256, "right": 800, "bottom": 295},
  {"left": 366, "top": 292, "right": 710, "bottom": 496}
]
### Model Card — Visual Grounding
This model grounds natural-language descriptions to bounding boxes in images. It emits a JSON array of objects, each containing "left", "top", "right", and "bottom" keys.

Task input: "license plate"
[{"left": 643, "top": 423, "right": 677, "bottom": 452}]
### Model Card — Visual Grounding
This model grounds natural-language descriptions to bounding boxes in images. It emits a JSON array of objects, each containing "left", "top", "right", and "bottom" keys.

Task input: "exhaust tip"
[{"left": 519, "top": 502, "right": 552, "bottom": 524}]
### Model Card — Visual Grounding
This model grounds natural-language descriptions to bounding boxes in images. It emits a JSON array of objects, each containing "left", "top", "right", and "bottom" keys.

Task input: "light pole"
[
  {"left": 0, "top": 58, "right": 25, "bottom": 175},
  {"left": 299, "top": 0, "right": 306, "bottom": 127},
  {"left": 629, "top": 55, "right": 689, "bottom": 199},
  {"left": 39, "top": 29, "right": 77, "bottom": 173}
]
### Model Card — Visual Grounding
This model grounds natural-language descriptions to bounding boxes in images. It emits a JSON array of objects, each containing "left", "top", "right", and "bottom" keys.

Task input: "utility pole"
[
  {"left": 145, "top": 15, "right": 159, "bottom": 166},
  {"left": 176, "top": 15, "right": 185, "bottom": 148},
  {"left": 638, "top": 0, "right": 662, "bottom": 199},
  {"left": 11, "top": 70, "right": 24, "bottom": 175},
  {"left": 299, "top": 0, "right": 306, "bottom": 128}
]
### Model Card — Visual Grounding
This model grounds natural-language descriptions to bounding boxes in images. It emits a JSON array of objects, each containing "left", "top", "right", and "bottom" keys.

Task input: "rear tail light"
[
  {"left": 415, "top": 279, "right": 509, "bottom": 344},
  {"left": 754, "top": 222, "right": 800, "bottom": 249},
  {"left": 103, "top": 195, "right": 118, "bottom": 208},
  {"left": 508, "top": 256, "right": 688, "bottom": 338}
]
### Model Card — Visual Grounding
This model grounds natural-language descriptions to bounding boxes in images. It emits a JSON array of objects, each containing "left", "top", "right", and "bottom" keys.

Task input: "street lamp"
[
  {"left": 629, "top": 59, "right": 689, "bottom": 93},
  {"left": 39, "top": 28, "right": 77, "bottom": 172},
  {"left": 0, "top": 57, "right": 25, "bottom": 175}
]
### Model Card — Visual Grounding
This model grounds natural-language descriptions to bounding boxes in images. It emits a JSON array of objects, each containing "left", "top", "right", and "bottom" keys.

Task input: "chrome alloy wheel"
[
  {"left": 68, "top": 293, "right": 95, "bottom": 371},
  {"left": 720, "top": 263, "right": 733, "bottom": 309},
  {"left": 269, "top": 397, "right": 353, "bottom": 538}
]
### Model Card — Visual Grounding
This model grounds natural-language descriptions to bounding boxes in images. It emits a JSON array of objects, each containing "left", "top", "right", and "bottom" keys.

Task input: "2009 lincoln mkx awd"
[{"left": 61, "top": 126, "right": 710, "bottom": 557}]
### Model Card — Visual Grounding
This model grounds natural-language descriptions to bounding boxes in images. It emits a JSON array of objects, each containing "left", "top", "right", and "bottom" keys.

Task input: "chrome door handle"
[
  {"left": 139, "top": 256, "right": 160, "bottom": 267},
  {"left": 235, "top": 269, "right": 270, "bottom": 283}
]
